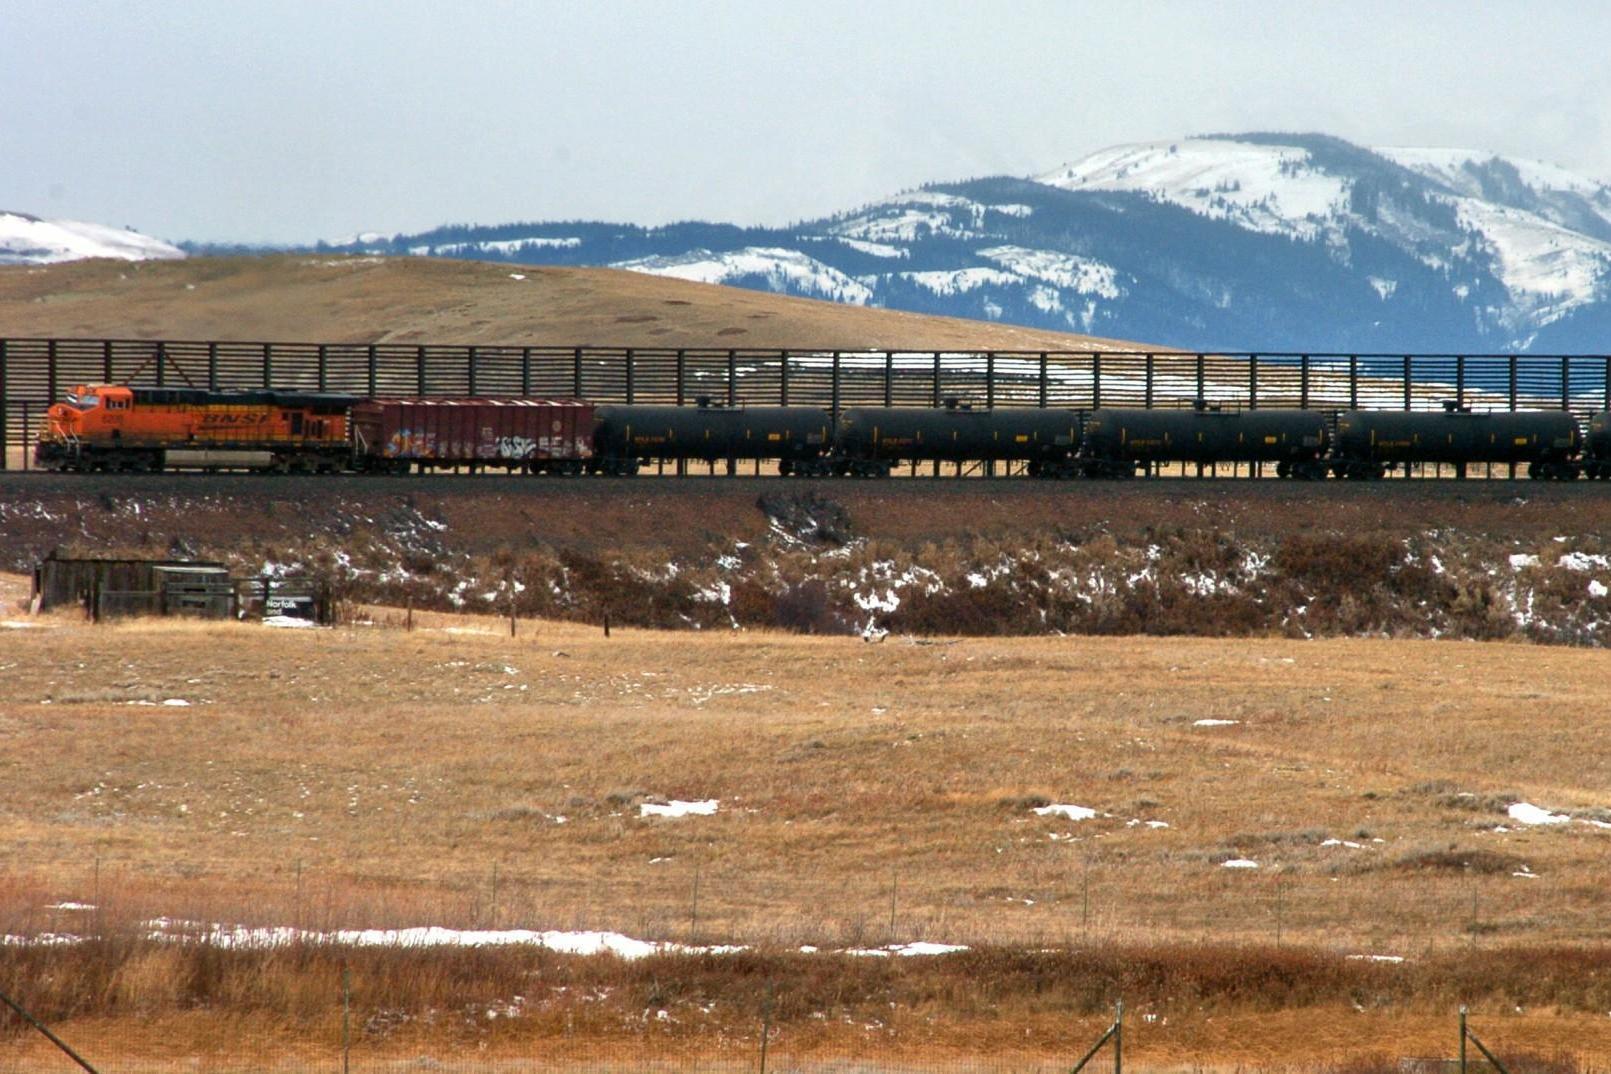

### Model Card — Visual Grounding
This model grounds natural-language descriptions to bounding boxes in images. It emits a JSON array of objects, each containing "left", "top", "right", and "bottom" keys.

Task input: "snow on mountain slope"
[
  {"left": 613, "top": 247, "right": 873, "bottom": 305},
  {"left": 1038, "top": 136, "right": 1611, "bottom": 334},
  {"left": 1037, "top": 138, "right": 1351, "bottom": 241},
  {"left": 0, "top": 211, "right": 184, "bottom": 265}
]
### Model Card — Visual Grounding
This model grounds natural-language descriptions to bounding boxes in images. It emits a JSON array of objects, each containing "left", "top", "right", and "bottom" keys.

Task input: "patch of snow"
[
  {"left": 1033, "top": 803, "right": 1099, "bottom": 821},
  {"left": 263, "top": 615, "right": 317, "bottom": 629},
  {"left": 639, "top": 799, "right": 719, "bottom": 819},
  {"left": 161, "top": 699, "right": 191, "bottom": 708},
  {"left": 1221, "top": 858, "right": 1260, "bottom": 869},
  {"left": 615, "top": 247, "right": 874, "bottom": 304},
  {"left": 978, "top": 245, "right": 1121, "bottom": 298},
  {"left": 846, "top": 941, "right": 969, "bottom": 957},
  {"left": 1193, "top": 718, "right": 1240, "bottom": 727},
  {"left": 1508, "top": 802, "right": 1570, "bottom": 826},
  {"left": 1509, "top": 553, "right": 1539, "bottom": 569},
  {"left": 0, "top": 211, "right": 185, "bottom": 265}
]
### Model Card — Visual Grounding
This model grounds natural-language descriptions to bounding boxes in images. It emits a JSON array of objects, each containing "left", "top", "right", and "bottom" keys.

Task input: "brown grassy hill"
[{"left": 0, "top": 254, "right": 1152, "bottom": 350}]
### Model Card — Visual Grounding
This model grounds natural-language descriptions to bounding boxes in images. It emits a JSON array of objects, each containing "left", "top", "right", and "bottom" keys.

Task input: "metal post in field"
[
  {"left": 341, "top": 966, "right": 352, "bottom": 1074},
  {"left": 625, "top": 347, "right": 634, "bottom": 404},
  {"left": 416, "top": 345, "right": 427, "bottom": 396},
  {"left": 1038, "top": 352, "right": 1048, "bottom": 407},
  {"left": 1092, "top": 352, "right": 1102, "bottom": 410},
  {"left": 758, "top": 983, "right": 774, "bottom": 1074},
  {"left": 0, "top": 340, "right": 7, "bottom": 472},
  {"left": 1299, "top": 354, "right": 1309, "bottom": 410},
  {"left": 318, "top": 343, "right": 329, "bottom": 392},
  {"left": 254, "top": 341, "right": 264, "bottom": 389},
  {"left": 467, "top": 345, "right": 478, "bottom": 397},
  {"left": 521, "top": 346, "right": 532, "bottom": 395},
  {"left": 367, "top": 344, "right": 378, "bottom": 398},
  {"left": 689, "top": 860, "right": 700, "bottom": 941},
  {"left": 1144, "top": 353, "right": 1154, "bottom": 409},
  {"left": 986, "top": 351, "right": 996, "bottom": 408},
  {"left": 1114, "top": 999, "right": 1122, "bottom": 1074},
  {"left": 884, "top": 350, "right": 893, "bottom": 407},
  {"left": 1459, "top": 1006, "right": 1467, "bottom": 1074},
  {"left": 779, "top": 350, "right": 790, "bottom": 406},
  {"left": 1402, "top": 355, "right": 1412, "bottom": 410},
  {"left": 1249, "top": 353, "right": 1258, "bottom": 408},
  {"left": 1349, "top": 355, "right": 1358, "bottom": 409}
]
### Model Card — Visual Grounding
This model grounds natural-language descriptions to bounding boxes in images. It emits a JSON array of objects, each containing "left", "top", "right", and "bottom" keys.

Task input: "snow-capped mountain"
[
  {"left": 0, "top": 211, "right": 185, "bottom": 265},
  {"left": 312, "top": 133, "right": 1611, "bottom": 352}
]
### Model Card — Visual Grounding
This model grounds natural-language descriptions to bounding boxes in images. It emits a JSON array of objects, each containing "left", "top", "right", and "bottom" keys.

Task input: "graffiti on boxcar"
[
  {"left": 386, "top": 430, "right": 438, "bottom": 457},
  {"left": 495, "top": 435, "right": 540, "bottom": 459}
]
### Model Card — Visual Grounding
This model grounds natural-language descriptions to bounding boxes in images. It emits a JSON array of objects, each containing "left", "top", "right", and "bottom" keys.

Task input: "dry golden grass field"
[
  {"left": 3, "top": 573, "right": 1611, "bottom": 1068},
  {"left": 0, "top": 255, "right": 1143, "bottom": 351}
]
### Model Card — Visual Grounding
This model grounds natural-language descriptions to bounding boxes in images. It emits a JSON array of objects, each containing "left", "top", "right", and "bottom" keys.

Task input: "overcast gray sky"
[{"left": 4, "top": 1, "right": 1609, "bottom": 244}]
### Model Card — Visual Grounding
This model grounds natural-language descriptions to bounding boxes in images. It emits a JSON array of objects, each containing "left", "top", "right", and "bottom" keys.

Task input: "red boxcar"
[{"left": 351, "top": 398, "right": 595, "bottom": 474}]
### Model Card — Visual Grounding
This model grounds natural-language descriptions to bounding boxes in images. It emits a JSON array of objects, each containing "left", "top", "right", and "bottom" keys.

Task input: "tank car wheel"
[
  {"left": 777, "top": 459, "right": 794, "bottom": 477},
  {"left": 1275, "top": 461, "right": 1291, "bottom": 479}
]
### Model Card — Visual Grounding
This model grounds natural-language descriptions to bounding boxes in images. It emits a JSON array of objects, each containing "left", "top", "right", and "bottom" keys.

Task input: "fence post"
[
  {"left": 1248, "top": 353, "right": 1258, "bottom": 408},
  {"left": 47, "top": 338, "right": 58, "bottom": 403},
  {"left": 1091, "top": 352, "right": 1101, "bottom": 410},
  {"left": 931, "top": 352, "right": 941, "bottom": 407},
  {"left": 1561, "top": 355, "right": 1571, "bottom": 410},
  {"left": 255, "top": 342, "right": 265, "bottom": 389},
  {"left": 341, "top": 966, "right": 352, "bottom": 1074},
  {"left": 675, "top": 350, "right": 686, "bottom": 406},
  {"left": 416, "top": 346, "right": 427, "bottom": 395},
  {"left": 0, "top": 339, "right": 7, "bottom": 471},
  {"left": 779, "top": 350, "right": 790, "bottom": 406},
  {"left": 1299, "top": 354, "right": 1309, "bottom": 409},
  {"left": 758, "top": 982, "right": 774, "bottom": 1074},
  {"left": 1459, "top": 1006, "right": 1467, "bottom": 1074},
  {"left": 1349, "top": 355, "right": 1359, "bottom": 409},
  {"left": 625, "top": 348, "right": 635, "bottom": 404},
  {"left": 1144, "top": 353, "right": 1154, "bottom": 409},
  {"left": 726, "top": 349, "right": 737, "bottom": 406},
  {"left": 573, "top": 346, "right": 584, "bottom": 397},
  {"left": 1195, "top": 353, "right": 1205, "bottom": 402},
  {"left": 1508, "top": 357, "right": 1518, "bottom": 412},
  {"left": 100, "top": 339, "right": 113, "bottom": 384},
  {"left": 468, "top": 345, "right": 478, "bottom": 396},
  {"left": 521, "top": 347, "right": 532, "bottom": 395},
  {"left": 1038, "top": 352, "right": 1048, "bottom": 407},
  {"left": 1114, "top": 999, "right": 1122, "bottom": 1074},
  {"left": 1402, "top": 355, "right": 1412, "bottom": 410},
  {"left": 884, "top": 351, "right": 893, "bottom": 407},
  {"left": 831, "top": 352, "right": 841, "bottom": 422},
  {"left": 368, "top": 344, "right": 378, "bottom": 398},
  {"left": 1456, "top": 355, "right": 1465, "bottom": 410}
]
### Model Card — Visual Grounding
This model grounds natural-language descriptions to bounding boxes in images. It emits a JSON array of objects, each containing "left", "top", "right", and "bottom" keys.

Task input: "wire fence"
[{"left": 4, "top": 339, "right": 1611, "bottom": 468}]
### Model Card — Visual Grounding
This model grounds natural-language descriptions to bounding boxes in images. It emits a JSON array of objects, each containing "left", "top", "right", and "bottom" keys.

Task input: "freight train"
[{"left": 30, "top": 383, "right": 1609, "bottom": 480}]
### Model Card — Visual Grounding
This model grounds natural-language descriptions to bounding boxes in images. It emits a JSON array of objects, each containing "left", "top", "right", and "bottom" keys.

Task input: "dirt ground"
[{"left": 0, "top": 255, "right": 1150, "bottom": 350}]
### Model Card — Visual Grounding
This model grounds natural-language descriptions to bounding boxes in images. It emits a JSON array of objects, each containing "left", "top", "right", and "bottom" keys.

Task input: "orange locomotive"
[{"left": 35, "top": 384, "right": 359, "bottom": 472}]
